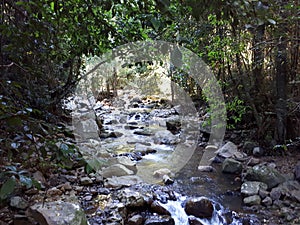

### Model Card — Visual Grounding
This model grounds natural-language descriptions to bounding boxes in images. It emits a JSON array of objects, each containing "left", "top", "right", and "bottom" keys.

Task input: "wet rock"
[
  {"left": 184, "top": 197, "right": 214, "bottom": 219},
  {"left": 153, "top": 130, "right": 180, "bottom": 145},
  {"left": 222, "top": 158, "right": 243, "bottom": 174},
  {"left": 128, "top": 214, "right": 144, "bottom": 225},
  {"left": 241, "top": 181, "right": 268, "bottom": 196},
  {"left": 243, "top": 141, "right": 259, "bottom": 155},
  {"left": 258, "top": 189, "right": 269, "bottom": 199},
  {"left": 57, "top": 182, "right": 72, "bottom": 192},
  {"left": 173, "top": 105, "right": 182, "bottom": 114},
  {"left": 197, "top": 166, "right": 215, "bottom": 172},
  {"left": 262, "top": 196, "right": 273, "bottom": 206},
  {"left": 124, "top": 125, "right": 140, "bottom": 130},
  {"left": 216, "top": 141, "right": 238, "bottom": 158},
  {"left": 80, "top": 177, "right": 93, "bottom": 185},
  {"left": 151, "top": 201, "right": 171, "bottom": 215},
  {"left": 153, "top": 168, "right": 174, "bottom": 179},
  {"left": 29, "top": 201, "right": 88, "bottom": 225},
  {"left": 253, "top": 147, "right": 264, "bottom": 157},
  {"left": 116, "top": 156, "right": 136, "bottom": 171},
  {"left": 99, "top": 131, "right": 122, "bottom": 138},
  {"left": 144, "top": 215, "right": 175, "bottom": 225},
  {"left": 166, "top": 120, "right": 181, "bottom": 135},
  {"left": 119, "top": 189, "right": 146, "bottom": 208},
  {"left": 74, "top": 186, "right": 84, "bottom": 192},
  {"left": 270, "top": 187, "right": 281, "bottom": 201},
  {"left": 276, "top": 180, "right": 300, "bottom": 202},
  {"left": 74, "top": 117, "right": 99, "bottom": 140},
  {"left": 131, "top": 97, "right": 142, "bottom": 104},
  {"left": 133, "top": 129, "right": 153, "bottom": 136},
  {"left": 33, "top": 171, "right": 46, "bottom": 185},
  {"left": 111, "top": 131, "right": 124, "bottom": 138},
  {"left": 101, "top": 164, "right": 134, "bottom": 178},
  {"left": 13, "top": 214, "right": 30, "bottom": 225},
  {"left": 163, "top": 175, "right": 174, "bottom": 185},
  {"left": 244, "top": 164, "right": 285, "bottom": 189},
  {"left": 97, "top": 187, "right": 110, "bottom": 195},
  {"left": 295, "top": 162, "right": 300, "bottom": 182},
  {"left": 104, "top": 175, "right": 143, "bottom": 188},
  {"left": 246, "top": 157, "right": 260, "bottom": 166},
  {"left": 188, "top": 217, "right": 204, "bottom": 225},
  {"left": 10, "top": 196, "right": 28, "bottom": 209},
  {"left": 46, "top": 187, "right": 63, "bottom": 197},
  {"left": 243, "top": 195, "right": 261, "bottom": 206},
  {"left": 83, "top": 195, "right": 93, "bottom": 201}
]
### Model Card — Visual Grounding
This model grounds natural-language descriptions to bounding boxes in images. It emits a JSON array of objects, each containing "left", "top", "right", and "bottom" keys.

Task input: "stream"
[{"left": 66, "top": 88, "right": 259, "bottom": 224}]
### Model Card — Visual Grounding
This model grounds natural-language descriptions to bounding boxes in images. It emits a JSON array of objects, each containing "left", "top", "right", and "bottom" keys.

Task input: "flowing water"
[{"left": 66, "top": 89, "right": 257, "bottom": 224}]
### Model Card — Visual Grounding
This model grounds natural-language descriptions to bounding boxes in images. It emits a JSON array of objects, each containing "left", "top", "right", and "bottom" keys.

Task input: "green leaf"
[
  {"left": 86, "top": 158, "right": 107, "bottom": 173},
  {"left": 150, "top": 17, "right": 161, "bottom": 31},
  {"left": 0, "top": 177, "right": 16, "bottom": 200},
  {"left": 32, "top": 179, "right": 41, "bottom": 190},
  {"left": 6, "top": 116, "right": 22, "bottom": 127},
  {"left": 50, "top": 2, "right": 55, "bottom": 11},
  {"left": 19, "top": 175, "right": 32, "bottom": 189},
  {"left": 85, "top": 163, "right": 95, "bottom": 174}
]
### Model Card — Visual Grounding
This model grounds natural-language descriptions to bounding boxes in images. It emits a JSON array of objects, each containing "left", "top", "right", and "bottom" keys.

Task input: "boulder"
[
  {"left": 262, "top": 197, "right": 273, "bottom": 206},
  {"left": 133, "top": 129, "right": 153, "bottom": 136},
  {"left": 243, "top": 141, "right": 259, "bottom": 155},
  {"left": 222, "top": 158, "right": 243, "bottom": 174},
  {"left": 252, "top": 147, "right": 264, "bottom": 157},
  {"left": 216, "top": 141, "right": 238, "bottom": 158},
  {"left": 80, "top": 177, "right": 93, "bottom": 185},
  {"left": 153, "top": 168, "right": 174, "bottom": 179},
  {"left": 294, "top": 162, "right": 300, "bottom": 182},
  {"left": 33, "top": 171, "right": 46, "bottom": 185},
  {"left": 29, "top": 201, "right": 88, "bottom": 225},
  {"left": 151, "top": 201, "right": 171, "bottom": 215},
  {"left": 166, "top": 120, "right": 181, "bottom": 135},
  {"left": 10, "top": 196, "right": 28, "bottom": 209},
  {"left": 246, "top": 157, "right": 260, "bottom": 166},
  {"left": 275, "top": 180, "right": 300, "bottom": 203},
  {"left": 104, "top": 175, "right": 143, "bottom": 188},
  {"left": 243, "top": 195, "right": 261, "bottom": 206},
  {"left": 244, "top": 164, "right": 286, "bottom": 189},
  {"left": 241, "top": 181, "right": 268, "bottom": 196},
  {"left": 101, "top": 164, "right": 134, "bottom": 178},
  {"left": 184, "top": 197, "right": 214, "bottom": 219},
  {"left": 128, "top": 214, "right": 144, "bottom": 225},
  {"left": 270, "top": 187, "right": 282, "bottom": 201},
  {"left": 163, "top": 175, "right": 174, "bottom": 185},
  {"left": 258, "top": 189, "right": 269, "bottom": 199},
  {"left": 119, "top": 189, "right": 146, "bottom": 208},
  {"left": 144, "top": 215, "right": 175, "bottom": 225},
  {"left": 188, "top": 217, "right": 204, "bottom": 225},
  {"left": 153, "top": 130, "right": 180, "bottom": 145},
  {"left": 117, "top": 156, "right": 137, "bottom": 171},
  {"left": 198, "top": 166, "right": 215, "bottom": 172}
]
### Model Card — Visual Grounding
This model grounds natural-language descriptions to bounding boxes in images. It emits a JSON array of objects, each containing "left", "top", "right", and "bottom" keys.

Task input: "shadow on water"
[{"left": 174, "top": 146, "right": 243, "bottom": 212}]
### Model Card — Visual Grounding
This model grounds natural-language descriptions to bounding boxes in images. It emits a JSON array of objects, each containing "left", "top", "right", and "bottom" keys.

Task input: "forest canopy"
[{"left": 1, "top": 0, "right": 299, "bottom": 146}]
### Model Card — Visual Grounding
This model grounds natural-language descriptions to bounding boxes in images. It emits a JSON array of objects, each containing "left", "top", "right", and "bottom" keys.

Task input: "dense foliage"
[{"left": 0, "top": 0, "right": 299, "bottom": 173}]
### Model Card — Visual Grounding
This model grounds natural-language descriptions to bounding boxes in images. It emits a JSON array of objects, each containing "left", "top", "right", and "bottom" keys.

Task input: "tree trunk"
[
  {"left": 275, "top": 37, "right": 287, "bottom": 144},
  {"left": 252, "top": 24, "right": 265, "bottom": 93}
]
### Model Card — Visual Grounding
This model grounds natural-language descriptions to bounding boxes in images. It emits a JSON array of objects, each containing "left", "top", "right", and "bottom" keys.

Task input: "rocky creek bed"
[{"left": 1, "top": 89, "right": 300, "bottom": 225}]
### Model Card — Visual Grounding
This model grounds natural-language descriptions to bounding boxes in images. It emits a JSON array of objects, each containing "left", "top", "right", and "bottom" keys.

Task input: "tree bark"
[
  {"left": 252, "top": 24, "right": 265, "bottom": 93},
  {"left": 275, "top": 37, "right": 287, "bottom": 144}
]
